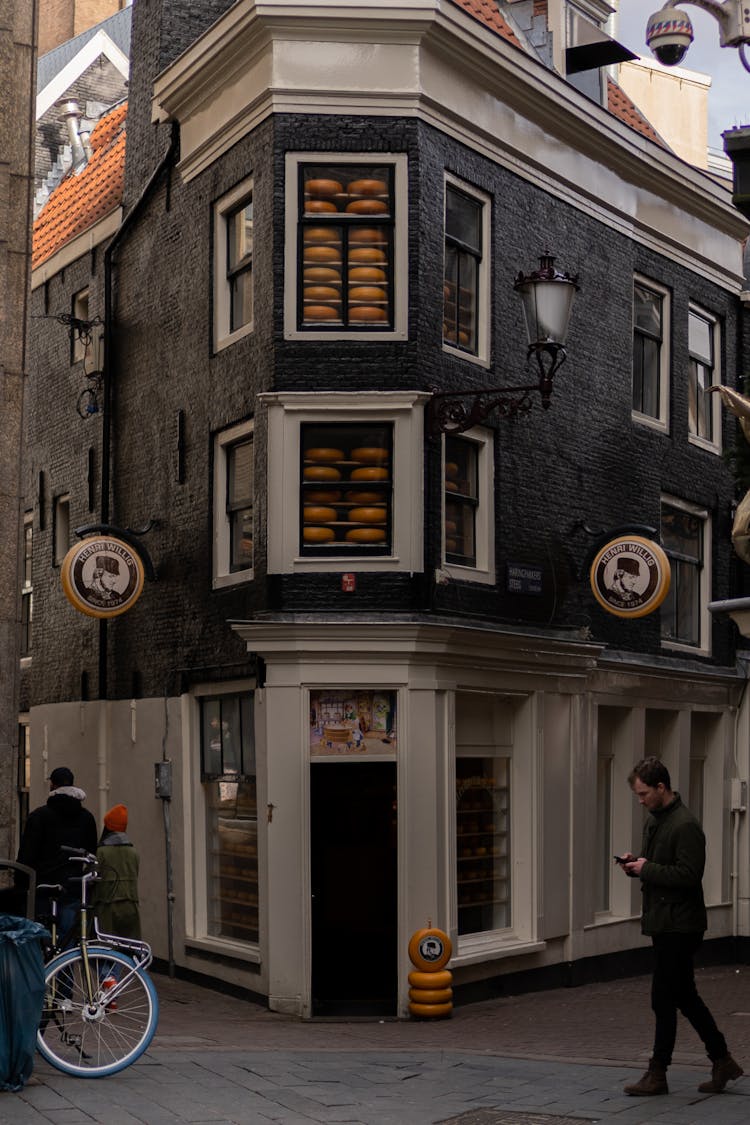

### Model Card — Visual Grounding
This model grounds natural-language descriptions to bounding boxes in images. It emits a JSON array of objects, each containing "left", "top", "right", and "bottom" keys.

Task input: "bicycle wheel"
[{"left": 37, "top": 946, "right": 159, "bottom": 1077}]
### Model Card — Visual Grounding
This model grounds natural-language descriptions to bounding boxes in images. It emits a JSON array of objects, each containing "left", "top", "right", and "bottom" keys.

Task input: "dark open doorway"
[{"left": 310, "top": 761, "right": 397, "bottom": 1016}]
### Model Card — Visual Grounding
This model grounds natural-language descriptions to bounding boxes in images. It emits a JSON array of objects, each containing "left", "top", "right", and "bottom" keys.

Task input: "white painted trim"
[
  {"left": 631, "top": 273, "right": 671, "bottom": 434},
  {"left": 687, "top": 302, "right": 722, "bottom": 455},
  {"left": 212, "top": 419, "right": 255, "bottom": 588},
  {"left": 213, "top": 178, "right": 255, "bottom": 351},
  {"left": 441, "top": 426, "right": 495, "bottom": 585},
  {"left": 37, "top": 30, "right": 129, "bottom": 119},
  {"left": 661, "top": 494, "right": 712, "bottom": 657},
  {"left": 442, "top": 173, "right": 491, "bottom": 367}
]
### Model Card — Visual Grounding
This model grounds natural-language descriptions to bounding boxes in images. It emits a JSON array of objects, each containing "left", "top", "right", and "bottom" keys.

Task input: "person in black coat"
[{"left": 16, "top": 766, "right": 98, "bottom": 941}]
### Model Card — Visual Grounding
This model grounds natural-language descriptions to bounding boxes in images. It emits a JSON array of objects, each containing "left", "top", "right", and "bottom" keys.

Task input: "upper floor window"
[
  {"left": 443, "top": 428, "right": 495, "bottom": 584},
  {"left": 632, "top": 277, "right": 670, "bottom": 430},
  {"left": 213, "top": 180, "right": 253, "bottom": 351},
  {"left": 688, "top": 305, "right": 720, "bottom": 450},
  {"left": 443, "top": 179, "right": 490, "bottom": 364},
  {"left": 213, "top": 421, "right": 254, "bottom": 588},
  {"left": 660, "top": 497, "right": 710, "bottom": 653},
  {"left": 20, "top": 516, "right": 32, "bottom": 657},
  {"left": 263, "top": 390, "right": 426, "bottom": 574},
  {"left": 284, "top": 154, "right": 407, "bottom": 341}
]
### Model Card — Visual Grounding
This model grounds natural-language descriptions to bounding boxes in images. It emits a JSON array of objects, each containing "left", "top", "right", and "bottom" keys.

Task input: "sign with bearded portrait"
[{"left": 61, "top": 536, "right": 145, "bottom": 618}]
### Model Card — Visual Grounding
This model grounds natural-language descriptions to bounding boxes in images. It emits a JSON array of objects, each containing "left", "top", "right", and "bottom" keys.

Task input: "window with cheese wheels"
[
  {"left": 298, "top": 162, "right": 394, "bottom": 329},
  {"left": 299, "top": 421, "right": 392, "bottom": 554},
  {"left": 444, "top": 435, "right": 479, "bottom": 568}
]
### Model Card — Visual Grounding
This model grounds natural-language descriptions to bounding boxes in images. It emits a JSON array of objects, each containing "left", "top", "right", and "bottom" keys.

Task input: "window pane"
[
  {"left": 634, "top": 286, "right": 661, "bottom": 336},
  {"left": 689, "top": 311, "right": 712, "bottom": 364},
  {"left": 633, "top": 286, "right": 662, "bottom": 418},
  {"left": 230, "top": 270, "right": 253, "bottom": 333},
  {"left": 445, "top": 437, "right": 478, "bottom": 567},
  {"left": 227, "top": 439, "right": 253, "bottom": 572},
  {"left": 220, "top": 696, "right": 241, "bottom": 775},
  {"left": 299, "top": 165, "right": 393, "bottom": 330},
  {"left": 595, "top": 756, "right": 612, "bottom": 912},
  {"left": 202, "top": 698, "right": 223, "bottom": 777},
  {"left": 300, "top": 422, "right": 392, "bottom": 555},
  {"left": 206, "top": 778, "right": 258, "bottom": 943},
  {"left": 227, "top": 201, "right": 253, "bottom": 271},
  {"left": 689, "top": 359, "right": 713, "bottom": 440},
  {"left": 446, "top": 187, "right": 481, "bottom": 251},
  {"left": 661, "top": 506, "right": 701, "bottom": 560},
  {"left": 456, "top": 757, "right": 509, "bottom": 935}
]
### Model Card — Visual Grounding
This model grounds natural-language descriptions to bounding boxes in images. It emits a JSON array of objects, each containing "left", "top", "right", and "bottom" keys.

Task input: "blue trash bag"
[{"left": 0, "top": 914, "right": 50, "bottom": 1092}]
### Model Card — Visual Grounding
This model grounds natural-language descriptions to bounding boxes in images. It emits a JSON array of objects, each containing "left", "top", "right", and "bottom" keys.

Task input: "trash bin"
[{"left": 0, "top": 914, "right": 49, "bottom": 1092}]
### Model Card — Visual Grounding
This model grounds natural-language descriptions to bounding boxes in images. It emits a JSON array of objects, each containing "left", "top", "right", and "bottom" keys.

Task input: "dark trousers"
[{"left": 651, "top": 933, "right": 728, "bottom": 1067}]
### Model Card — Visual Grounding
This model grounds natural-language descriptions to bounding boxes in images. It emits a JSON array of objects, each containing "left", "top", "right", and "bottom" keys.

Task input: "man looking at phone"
[{"left": 618, "top": 757, "right": 742, "bottom": 1097}]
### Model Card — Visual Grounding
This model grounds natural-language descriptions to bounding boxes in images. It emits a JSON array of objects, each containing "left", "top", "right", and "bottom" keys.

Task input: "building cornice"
[
  {"left": 31, "top": 207, "right": 123, "bottom": 288},
  {"left": 151, "top": 0, "right": 746, "bottom": 289}
]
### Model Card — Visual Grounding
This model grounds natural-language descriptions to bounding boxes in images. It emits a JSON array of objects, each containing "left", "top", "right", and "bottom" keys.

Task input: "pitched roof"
[
  {"left": 606, "top": 76, "right": 668, "bottom": 148},
  {"left": 33, "top": 101, "right": 127, "bottom": 269},
  {"left": 450, "top": 0, "right": 521, "bottom": 46}
]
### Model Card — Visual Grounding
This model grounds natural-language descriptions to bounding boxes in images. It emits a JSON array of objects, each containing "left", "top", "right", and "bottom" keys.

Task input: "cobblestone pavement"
[{"left": 3, "top": 965, "right": 750, "bottom": 1124}]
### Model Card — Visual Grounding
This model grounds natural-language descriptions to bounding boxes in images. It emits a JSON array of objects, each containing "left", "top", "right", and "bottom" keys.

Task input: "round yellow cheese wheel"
[
  {"left": 345, "top": 527, "right": 386, "bottom": 542},
  {"left": 303, "top": 305, "right": 339, "bottom": 321},
  {"left": 349, "top": 286, "right": 386, "bottom": 302},
  {"left": 304, "top": 267, "right": 341, "bottom": 282},
  {"left": 305, "top": 448, "right": 344, "bottom": 462},
  {"left": 408, "top": 970, "right": 453, "bottom": 990},
  {"left": 348, "top": 507, "right": 386, "bottom": 524},
  {"left": 445, "top": 462, "right": 459, "bottom": 479},
  {"left": 444, "top": 480, "right": 459, "bottom": 492},
  {"left": 345, "top": 490, "right": 382, "bottom": 504},
  {"left": 304, "top": 285, "right": 341, "bottom": 301},
  {"left": 306, "top": 489, "right": 342, "bottom": 503},
  {"left": 445, "top": 520, "right": 457, "bottom": 535},
  {"left": 303, "top": 506, "right": 337, "bottom": 523},
  {"left": 305, "top": 179, "right": 343, "bottom": 196},
  {"left": 350, "top": 227, "right": 387, "bottom": 244},
  {"left": 348, "top": 267, "right": 386, "bottom": 283},
  {"left": 446, "top": 538, "right": 458, "bottom": 553},
  {"left": 304, "top": 199, "right": 337, "bottom": 213},
  {"left": 351, "top": 447, "right": 389, "bottom": 463},
  {"left": 348, "top": 247, "right": 386, "bottom": 263},
  {"left": 350, "top": 306, "right": 387, "bottom": 322},
  {"left": 350, "top": 466, "right": 388, "bottom": 481},
  {"left": 347, "top": 179, "right": 388, "bottom": 196},
  {"left": 304, "top": 227, "right": 339, "bottom": 244},
  {"left": 304, "top": 245, "right": 341, "bottom": 262},
  {"left": 303, "top": 526, "right": 336, "bottom": 542},
  {"left": 303, "top": 465, "right": 342, "bottom": 481},
  {"left": 346, "top": 198, "right": 388, "bottom": 215}
]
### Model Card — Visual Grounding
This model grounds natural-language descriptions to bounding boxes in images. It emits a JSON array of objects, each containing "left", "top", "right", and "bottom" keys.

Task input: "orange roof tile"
[
  {"left": 607, "top": 77, "right": 668, "bottom": 147},
  {"left": 33, "top": 101, "right": 127, "bottom": 269},
  {"left": 449, "top": 0, "right": 521, "bottom": 46}
]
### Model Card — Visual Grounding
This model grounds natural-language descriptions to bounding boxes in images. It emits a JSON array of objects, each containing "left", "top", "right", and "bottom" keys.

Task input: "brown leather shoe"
[
  {"left": 698, "top": 1055, "right": 744, "bottom": 1093},
  {"left": 624, "top": 1062, "right": 669, "bottom": 1096}
]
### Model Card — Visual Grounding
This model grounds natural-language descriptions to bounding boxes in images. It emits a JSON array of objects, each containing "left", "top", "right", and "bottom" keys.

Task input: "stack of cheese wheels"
[
  {"left": 345, "top": 446, "right": 389, "bottom": 543},
  {"left": 303, "top": 447, "right": 344, "bottom": 542},
  {"left": 407, "top": 926, "right": 453, "bottom": 1019},
  {"left": 303, "top": 226, "right": 342, "bottom": 323},
  {"left": 347, "top": 227, "right": 388, "bottom": 324}
]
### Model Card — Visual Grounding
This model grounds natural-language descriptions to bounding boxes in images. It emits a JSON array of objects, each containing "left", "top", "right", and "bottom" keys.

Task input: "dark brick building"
[{"left": 23, "top": 0, "right": 750, "bottom": 1015}]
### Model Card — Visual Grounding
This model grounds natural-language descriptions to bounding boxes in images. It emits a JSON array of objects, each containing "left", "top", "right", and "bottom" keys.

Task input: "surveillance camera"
[{"left": 646, "top": 5, "right": 694, "bottom": 66}]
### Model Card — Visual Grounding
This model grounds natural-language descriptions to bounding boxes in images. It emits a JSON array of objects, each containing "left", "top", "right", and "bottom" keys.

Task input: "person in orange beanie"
[{"left": 92, "top": 804, "right": 141, "bottom": 940}]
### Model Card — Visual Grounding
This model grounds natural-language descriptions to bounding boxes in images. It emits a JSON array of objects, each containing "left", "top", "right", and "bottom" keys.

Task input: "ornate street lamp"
[{"left": 429, "top": 254, "right": 579, "bottom": 436}]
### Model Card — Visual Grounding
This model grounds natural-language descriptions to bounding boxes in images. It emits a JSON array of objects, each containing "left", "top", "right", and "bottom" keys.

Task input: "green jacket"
[
  {"left": 638, "top": 793, "right": 707, "bottom": 936},
  {"left": 91, "top": 832, "right": 141, "bottom": 940}
]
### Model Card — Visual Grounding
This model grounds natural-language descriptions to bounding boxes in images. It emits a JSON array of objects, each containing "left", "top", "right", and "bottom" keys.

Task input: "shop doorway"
[{"left": 310, "top": 761, "right": 397, "bottom": 1016}]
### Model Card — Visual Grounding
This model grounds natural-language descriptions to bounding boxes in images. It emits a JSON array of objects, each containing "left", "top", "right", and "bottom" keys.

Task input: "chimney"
[{"left": 59, "top": 99, "right": 87, "bottom": 169}]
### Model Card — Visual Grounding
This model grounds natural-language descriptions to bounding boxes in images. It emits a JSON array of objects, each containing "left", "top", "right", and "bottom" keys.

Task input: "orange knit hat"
[{"left": 103, "top": 804, "right": 128, "bottom": 832}]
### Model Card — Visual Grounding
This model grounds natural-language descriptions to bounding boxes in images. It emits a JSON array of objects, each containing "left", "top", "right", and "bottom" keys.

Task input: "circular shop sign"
[
  {"left": 61, "top": 536, "right": 145, "bottom": 619},
  {"left": 590, "top": 535, "right": 670, "bottom": 619}
]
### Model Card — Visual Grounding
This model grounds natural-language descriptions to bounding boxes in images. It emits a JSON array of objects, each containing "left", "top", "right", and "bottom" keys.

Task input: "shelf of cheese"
[
  {"left": 456, "top": 785, "right": 508, "bottom": 916},
  {"left": 301, "top": 445, "right": 390, "bottom": 545},
  {"left": 302, "top": 222, "right": 390, "bottom": 324}
]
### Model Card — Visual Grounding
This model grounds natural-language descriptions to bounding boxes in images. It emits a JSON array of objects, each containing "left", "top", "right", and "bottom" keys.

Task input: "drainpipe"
[{"left": 98, "top": 120, "right": 179, "bottom": 700}]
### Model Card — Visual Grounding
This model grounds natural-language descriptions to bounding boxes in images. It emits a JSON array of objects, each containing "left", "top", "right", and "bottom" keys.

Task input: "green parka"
[
  {"left": 91, "top": 831, "right": 141, "bottom": 940},
  {"left": 638, "top": 793, "right": 707, "bottom": 936}
]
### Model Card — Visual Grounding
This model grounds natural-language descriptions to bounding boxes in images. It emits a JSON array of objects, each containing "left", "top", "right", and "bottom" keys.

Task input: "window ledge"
[
  {"left": 631, "top": 410, "right": 668, "bottom": 434},
  {"left": 453, "top": 938, "right": 545, "bottom": 967},
  {"left": 213, "top": 570, "right": 254, "bottom": 590},
  {"left": 185, "top": 936, "right": 261, "bottom": 964},
  {"left": 688, "top": 434, "right": 721, "bottom": 456},
  {"left": 661, "top": 640, "right": 710, "bottom": 658},
  {"left": 585, "top": 913, "right": 640, "bottom": 929}
]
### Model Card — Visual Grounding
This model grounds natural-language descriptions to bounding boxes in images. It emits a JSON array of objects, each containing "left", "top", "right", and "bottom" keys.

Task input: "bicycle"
[{"left": 35, "top": 847, "right": 159, "bottom": 1078}]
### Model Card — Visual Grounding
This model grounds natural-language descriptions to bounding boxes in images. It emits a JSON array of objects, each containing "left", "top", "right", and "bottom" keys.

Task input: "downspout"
[{"left": 99, "top": 120, "right": 179, "bottom": 699}]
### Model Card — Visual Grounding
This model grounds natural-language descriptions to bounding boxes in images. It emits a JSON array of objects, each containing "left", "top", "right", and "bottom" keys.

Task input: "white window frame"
[
  {"left": 687, "top": 303, "right": 721, "bottom": 454},
  {"left": 443, "top": 174, "right": 491, "bottom": 367},
  {"left": 632, "top": 274, "right": 670, "bottom": 433},
  {"left": 660, "top": 493, "right": 711, "bottom": 657},
  {"left": 441, "top": 426, "right": 495, "bottom": 584},
  {"left": 182, "top": 679, "right": 262, "bottom": 964},
  {"left": 213, "top": 178, "right": 254, "bottom": 352},
  {"left": 262, "top": 390, "right": 426, "bottom": 574},
  {"left": 283, "top": 153, "right": 408, "bottom": 341},
  {"left": 450, "top": 691, "right": 540, "bottom": 966},
  {"left": 592, "top": 706, "right": 641, "bottom": 923},
  {"left": 21, "top": 514, "right": 33, "bottom": 660},
  {"left": 212, "top": 419, "right": 254, "bottom": 589}
]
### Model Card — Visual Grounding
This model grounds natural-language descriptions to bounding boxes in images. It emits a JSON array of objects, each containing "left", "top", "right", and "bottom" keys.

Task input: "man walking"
[
  {"left": 17, "top": 766, "right": 98, "bottom": 939},
  {"left": 618, "top": 756, "right": 742, "bottom": 1096}
]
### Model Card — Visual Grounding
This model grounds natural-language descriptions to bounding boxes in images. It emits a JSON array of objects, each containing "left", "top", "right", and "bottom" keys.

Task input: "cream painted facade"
[{"left": 618, "top": 57, "right": 711, "bottom": 169}]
